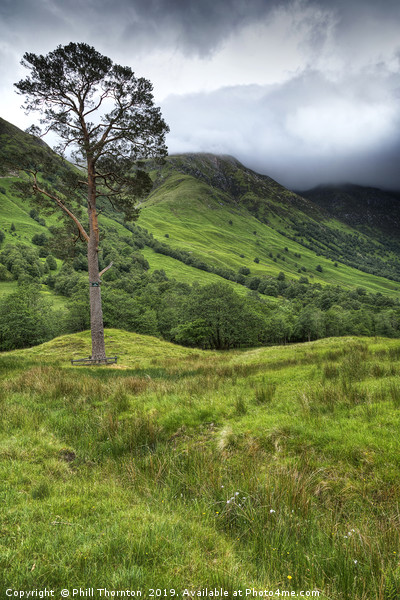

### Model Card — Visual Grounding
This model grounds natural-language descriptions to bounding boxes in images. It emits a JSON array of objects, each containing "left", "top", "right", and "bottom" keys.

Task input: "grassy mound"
[{"left": 1, "top": 331, "right": 400, "bottom": 598}]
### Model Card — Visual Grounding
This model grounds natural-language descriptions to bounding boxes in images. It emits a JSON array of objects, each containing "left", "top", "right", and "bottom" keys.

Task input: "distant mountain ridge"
[{"left": 299, "top": 183, "right": 400, "bottom": 237}]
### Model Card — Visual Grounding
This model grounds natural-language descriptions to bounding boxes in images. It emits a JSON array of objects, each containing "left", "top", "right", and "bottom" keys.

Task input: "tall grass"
[{"left": 1, "top": 333, "right": 400, "bottom": 599}]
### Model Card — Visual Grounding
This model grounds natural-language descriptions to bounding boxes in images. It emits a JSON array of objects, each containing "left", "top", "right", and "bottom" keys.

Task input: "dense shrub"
[
  {"left": 0, "top": 285, "right": 60, "bottom": 350},
  {"left": 32, "top": 233, "right": 48, "bottom": 246},
  {"left": 45, "top": 254, "right": 57, "bottom": 270},
  {"left": 0, "top": 244, "right": 43, "bottom": 279}
]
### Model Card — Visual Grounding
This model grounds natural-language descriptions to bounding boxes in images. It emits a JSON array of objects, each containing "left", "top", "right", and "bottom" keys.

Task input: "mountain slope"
[
  {"left": 299, "top": 183, "right": 400, "bottom": 237},
  {"left": 137, "top": 153, "right": 400, "bottom": 295},
  {"left": 0, "top": 117, "right": 399, "bottom": 300},
  {"left": 0, "top": 116, "right": 51, "bottom": 176}
]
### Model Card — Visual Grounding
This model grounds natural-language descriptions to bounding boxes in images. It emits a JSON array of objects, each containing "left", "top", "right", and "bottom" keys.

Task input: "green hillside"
[
  {"left": 1, "top": 330, "right": 400, "bottom": 599},
  {"left": 138, "top": 154, "right": 400, "bottom": 296},
  {"left": 0, "top": 117, "right": 399, "bottom": 352},
  {"left": 1, "top": 117, "right": 399, "bottom": 297}
]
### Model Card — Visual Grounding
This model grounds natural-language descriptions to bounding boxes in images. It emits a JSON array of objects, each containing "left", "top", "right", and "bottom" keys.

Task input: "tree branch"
[
  {"left": 83, "top": 90, "right": 111, "bottom": 118},
  {"left": 31, "top": 174, "right": 90, "bottom": 243},
  {"left": 99, "top": 261, "right": 113, "bottom": 277}
]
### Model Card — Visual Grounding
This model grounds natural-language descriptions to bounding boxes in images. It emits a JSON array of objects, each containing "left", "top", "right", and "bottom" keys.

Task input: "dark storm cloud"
[
  {"left": 2, "top": 0, "right": 400, "bottom": 58},
  {"left": 123, "top": 0, "right": 400, "bottom": 57},
  {"left": 118, "top": 0, "right": 281, "bottom": 56},
  {"left": 312, "top": 0, "right": 400, "bottom": 20},
  {"left": 0, "top": 0, "right": 279, "bottom": 55}
]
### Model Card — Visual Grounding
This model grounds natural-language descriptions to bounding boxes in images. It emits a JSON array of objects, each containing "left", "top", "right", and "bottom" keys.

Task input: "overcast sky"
[{"left": 1, "top": 0, "right": 400, "bottom": 190}]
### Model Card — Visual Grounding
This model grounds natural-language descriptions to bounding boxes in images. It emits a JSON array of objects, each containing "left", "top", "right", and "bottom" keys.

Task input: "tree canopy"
[{"left": 15, "top": 42, "right": 169, "bottom": 219}]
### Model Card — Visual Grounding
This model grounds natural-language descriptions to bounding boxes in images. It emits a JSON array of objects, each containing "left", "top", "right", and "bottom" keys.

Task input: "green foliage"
[
  {"left": 171, "top": 318, "right": 212, "bottom": 347},
  {"left": 29, "top": 208, "right": 46, "bottom": 226},
  {"left": 102, "top": 289, "right": 158, "bottom": 336},
  {"left": 0, "top": 285, "right": 60, "bottom": 350},
  {"left": 51, "top": 263, "right": 84, "bottom": 297},
  {"left": 31, "top": 232, "right": 48, "bottom": 246},
  {"left": 0, "top": 243, "right": 44, "bottom": 280},
  {"left": 292, "top": 218, "right": 400, "bottom": 282},
  {"left": 169, "top": 282, "right": 265, "bottom": 349},
  {"left": 63, "top": 289, "right": 90, "bottom": 333},
  {"left": 294, "top": 306, "right": 325, "bottom": 342},
  {"left": 45, "top": 254, "right": 57, "bottom": 270},
  {"left": 0, "top": 263, "right": 11, "bottom": 281}
]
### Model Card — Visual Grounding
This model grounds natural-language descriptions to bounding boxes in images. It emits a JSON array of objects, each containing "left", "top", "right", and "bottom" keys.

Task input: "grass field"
[{"left": 1, "top": 331, "right": 399, "bottom": 599}]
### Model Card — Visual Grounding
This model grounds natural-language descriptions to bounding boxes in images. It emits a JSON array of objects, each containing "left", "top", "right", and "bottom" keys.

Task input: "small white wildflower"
[
  {"left": 235, "top": 492, "right": 239, "bottom": 496},
  {"left": 354, "top": 560, "right": 358, "bottom": 565},
  {"left": 227, "top": 500, "right": 230, "bottom": 504},
  {"left": 344, "top": 535, "right": 348, "bottom": 539},
  {"left": 221, "top": 485, "right": 224, "bottom": 488},
  {"left": 270, "top": 509, "right": 276, "bottom": 513}
]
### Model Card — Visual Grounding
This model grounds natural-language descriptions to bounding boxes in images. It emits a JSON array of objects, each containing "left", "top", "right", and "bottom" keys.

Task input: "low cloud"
[{"left": 163, "top": 68, "right": 400, "bottom": 189}]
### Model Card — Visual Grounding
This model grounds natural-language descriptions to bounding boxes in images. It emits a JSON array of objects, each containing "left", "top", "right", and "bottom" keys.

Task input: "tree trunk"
[{"left": 87, "top": 169, "right": 106, "bottom": 361}]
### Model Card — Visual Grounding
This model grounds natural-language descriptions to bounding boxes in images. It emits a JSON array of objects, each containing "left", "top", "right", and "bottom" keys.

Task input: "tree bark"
[{"left": 87, "top": 166, "right": 106, "bottom": 361}]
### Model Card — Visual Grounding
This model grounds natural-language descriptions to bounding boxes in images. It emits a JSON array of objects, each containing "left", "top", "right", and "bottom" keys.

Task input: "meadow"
[{"left": 1, "top": 330, "right": 400, "bottom": 599}]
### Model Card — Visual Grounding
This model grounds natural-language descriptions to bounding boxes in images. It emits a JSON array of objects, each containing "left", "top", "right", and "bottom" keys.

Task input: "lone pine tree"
[{"left": 14, "top": 42, "right": 169, "bottom": 361}]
